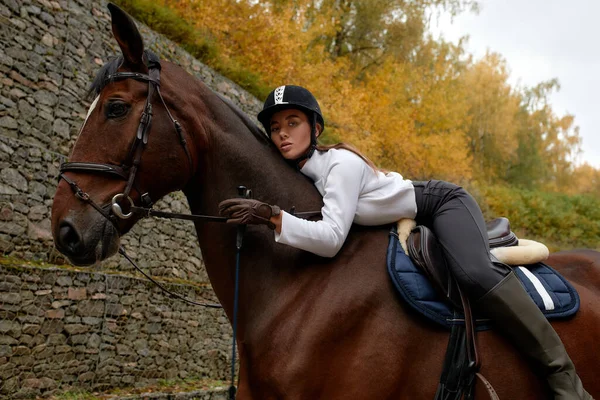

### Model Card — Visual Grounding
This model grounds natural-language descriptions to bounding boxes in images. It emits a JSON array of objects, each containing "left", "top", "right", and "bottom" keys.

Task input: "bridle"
[{"left": 59, "top": 52, "right": 193, "bottom": 221}]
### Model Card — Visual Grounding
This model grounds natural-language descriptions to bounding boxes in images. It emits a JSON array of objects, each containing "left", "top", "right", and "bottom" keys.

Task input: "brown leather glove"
[{"left": 218, "top": 199, "right": 281, "bottom": 229}]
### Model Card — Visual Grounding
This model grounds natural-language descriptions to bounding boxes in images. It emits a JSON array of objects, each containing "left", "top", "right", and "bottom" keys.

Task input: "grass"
[
  {"left": 45, "top": 378, "right": 227, "bottom": 399},
  {"left": 0, "top": 256, "right": 213, "bottom": 290}
]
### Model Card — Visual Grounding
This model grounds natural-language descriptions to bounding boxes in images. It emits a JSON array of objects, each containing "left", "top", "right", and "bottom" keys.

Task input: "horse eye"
[{"left": 107, "top": 101, "right": 129, "bottom": 118}]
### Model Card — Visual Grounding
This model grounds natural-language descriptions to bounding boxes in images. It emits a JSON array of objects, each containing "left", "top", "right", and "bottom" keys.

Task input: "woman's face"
[{"left": 269, "top": 108, "right": 312, "bottom": 160}]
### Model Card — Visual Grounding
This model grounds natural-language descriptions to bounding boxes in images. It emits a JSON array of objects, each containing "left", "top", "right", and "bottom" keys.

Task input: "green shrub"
[{"left": 476, "top": 184, "right": 600, "bottom": 251}]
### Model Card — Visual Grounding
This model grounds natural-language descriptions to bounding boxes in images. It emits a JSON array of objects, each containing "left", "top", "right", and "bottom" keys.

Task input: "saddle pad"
[{"left": 386, "top": 229, "right": 580, "bottom": 330}]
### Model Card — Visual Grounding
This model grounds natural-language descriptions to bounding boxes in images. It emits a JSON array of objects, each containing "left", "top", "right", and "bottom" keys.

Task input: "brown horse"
[{"left": 51, "top": 4, "right": 600, "bottom": 399}]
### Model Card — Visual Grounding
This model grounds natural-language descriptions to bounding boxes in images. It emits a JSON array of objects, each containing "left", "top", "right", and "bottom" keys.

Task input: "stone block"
[
  {"left": 45, "top": 309, "right": 65, "bottom": 319},
  {"left": 22, "top": 324, "right": 40, "bottom": 335},
  {"left": 0, "top": 345, "right": 11, "bottom": 357},
  {"left": 76, "top": 300, "right": 104, "bottom": 317},
  {"left": 0, "top": 320, "right": 21, "bottom": 337},
  {"left": 0, "top": 292, "right": 21, "bottom": 304},
  {"left": 40, "top": 320, "right": 63, "bottom": 334},
  {"left": 77, "top": 371, "right": 94, "bottom": 382},
  {"left": 105, "top": 303, "right": 126, "bottom": 317},
  {"left": 56, "top": 275, "right": 73, "bottom": 286},
  {"left": 46, "top": 333, "right": 66, "bottom": 345},
  {"left": 64, "top": 324, "right": 88, "bottom": 335},
  {"left": 12, "top": 345, "right": 30, "bottom": 356}
]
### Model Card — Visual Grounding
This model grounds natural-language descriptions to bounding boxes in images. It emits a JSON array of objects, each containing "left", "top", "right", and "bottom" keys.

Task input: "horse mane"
[
  {"left": 86, "top": 55, "right": 124, "bottom": 99},
  {"left": 87, "top": 50, "right": 164, "bottom": 99}
]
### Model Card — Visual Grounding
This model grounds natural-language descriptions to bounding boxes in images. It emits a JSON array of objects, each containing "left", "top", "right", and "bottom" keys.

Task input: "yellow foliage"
[{"left": 152, "top": 0, "right": 596, "bottom": 194}]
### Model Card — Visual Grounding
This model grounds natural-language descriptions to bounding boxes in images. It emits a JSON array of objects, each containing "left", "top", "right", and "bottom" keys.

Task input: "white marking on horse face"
[
  {"left": 73, "top": 96, "right": 100, "bottom": 147},
  {"left": 82, "top": 96, "right": 100, "bottom": 131}
]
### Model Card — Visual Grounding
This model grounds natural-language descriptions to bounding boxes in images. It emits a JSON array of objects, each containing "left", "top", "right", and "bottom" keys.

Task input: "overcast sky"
[{"left": 431, "top": 0, "right": 600, "bottom": 168}]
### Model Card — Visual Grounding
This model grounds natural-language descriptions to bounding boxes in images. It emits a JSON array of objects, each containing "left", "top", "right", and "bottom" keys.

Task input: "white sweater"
[{"left": 275, "top": 148, "right": 417, "bottom": 257}]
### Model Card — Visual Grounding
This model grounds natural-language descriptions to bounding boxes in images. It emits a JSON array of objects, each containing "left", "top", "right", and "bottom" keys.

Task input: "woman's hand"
[{"left": 219, "top": 199, "right": 281, "bottom": 231}]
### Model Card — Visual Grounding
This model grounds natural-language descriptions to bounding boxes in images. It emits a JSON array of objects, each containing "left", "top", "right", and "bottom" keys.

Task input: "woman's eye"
[{"left": 107, "top": 102, "right": 129, "bottom": 118}]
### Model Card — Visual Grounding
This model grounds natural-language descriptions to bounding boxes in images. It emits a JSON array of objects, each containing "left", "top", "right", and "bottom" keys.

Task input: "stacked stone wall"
[
  {"left": 0, "top": 0, "right": 267, "bottom": 396},
  {"left": 0, "top": 0, "right": 263, "bottom": 282},
  {"left": 0, "top": 263, "right": 231, "bottom": 398}
]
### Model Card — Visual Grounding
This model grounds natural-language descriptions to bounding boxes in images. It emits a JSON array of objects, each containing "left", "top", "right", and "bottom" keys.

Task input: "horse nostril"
[{"left": 58, "top": 221, "right": 84, "bottom": 254}]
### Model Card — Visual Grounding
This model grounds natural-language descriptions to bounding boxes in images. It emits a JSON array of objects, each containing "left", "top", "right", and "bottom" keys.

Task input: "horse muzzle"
[{"left": 53, "top": 211, "right": 120, "bottom": 266}]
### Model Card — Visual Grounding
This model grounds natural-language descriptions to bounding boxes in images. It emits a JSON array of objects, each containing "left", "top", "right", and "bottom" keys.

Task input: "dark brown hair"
[
  {"left": 315, "top": 142, "right": 380, "bottom": 172},
  {"left": 314, "top": 121, "right": 380, "bottom": 172}
]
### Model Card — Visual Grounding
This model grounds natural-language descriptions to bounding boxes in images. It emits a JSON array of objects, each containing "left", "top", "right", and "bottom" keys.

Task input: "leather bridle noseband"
[{"left": 59, "top": 56, "right": 193, "bottom": 221}]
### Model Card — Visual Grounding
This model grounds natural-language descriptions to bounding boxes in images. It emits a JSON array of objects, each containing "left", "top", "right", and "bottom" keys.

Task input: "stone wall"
[
  {"left": 0, "top": 0, "right": 264, "bottom": 282},
  {"left": 0, "top": 263, "right": 232, "bottom": 398},
  {"left": 0, "top": 0, "right": 268, "bottom": 396}
]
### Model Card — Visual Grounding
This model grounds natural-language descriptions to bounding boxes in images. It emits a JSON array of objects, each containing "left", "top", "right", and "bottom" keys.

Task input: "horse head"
[
  {"left": 51, "top": 4, "right": 201, "bottom": 265},
  {"left": 52, "top": 3, "right": 319, "bottom": 267}
]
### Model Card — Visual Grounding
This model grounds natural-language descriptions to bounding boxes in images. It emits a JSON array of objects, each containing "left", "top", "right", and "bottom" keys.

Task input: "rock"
[
  {"left": 78, "top": 371, "right": 95, "bottom": 382},
  {"left": 32, "top": 90, "right": 57, "bottom": 107},
  {"left": 64, "top": 324, "right": 88, "bottom": 335},
  {"left": 56, "top": 276, "right": 72, "bottom": 286},
  {"left": 29, "top": 181, "right": 47, "bottom": 198},
  {"left": 0, "top": 184, "right": 18, "bottom": 195},
  {"left": 52, "top": 118, "right": 70, "bottom": 138},
  {"left": 0, "top": 345, "right": 11, "bottom": 357},
  {"left": 40, "top": 321, "right": 63, "bottom": 335},
  {"left": 22, "top": 324, "right": 40, "bottom": 335},
  {"left": 0, "top": 320, "right": 21, "bottom": 337},
  {"left": 1, "top": 168, "right": 27, "bottom": 191},
  {"left": 68, "top": 287, "right": 86, "bottom": 300},
  {"left": 41, "top": 32, "right": 54, "bottom": 47},
  {"left": 0, "top": 116, "right": 17, "bottom": 129},
  {"left": 27, "top": 220, "right": 52, "bottom": 240},
  {"left": 45, "top": 309, "right": 65, "bottom": 319},
  {"left": 77, "top": 300, "right": 104, "bottom": 318}
]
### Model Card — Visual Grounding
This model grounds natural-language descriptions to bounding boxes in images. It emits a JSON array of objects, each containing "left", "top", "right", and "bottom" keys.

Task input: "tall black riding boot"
[{"left": 476, "top": 272, "right": 592, "bottom": 399}]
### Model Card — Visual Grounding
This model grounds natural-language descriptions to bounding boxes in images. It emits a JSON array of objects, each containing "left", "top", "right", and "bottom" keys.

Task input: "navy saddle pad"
[{"left": 386, "top": 229, "right": 580, "bottom": 330}]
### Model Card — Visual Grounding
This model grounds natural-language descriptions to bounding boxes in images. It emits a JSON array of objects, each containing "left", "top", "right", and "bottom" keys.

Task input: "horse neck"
[{"left": 169, "top": 71, "right": 322, "bottom": 320}]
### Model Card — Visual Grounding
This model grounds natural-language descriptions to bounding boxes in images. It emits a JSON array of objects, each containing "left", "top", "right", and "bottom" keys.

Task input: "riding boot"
[{"left": 476, "top": 272, "right": 593, "bottom": 400}]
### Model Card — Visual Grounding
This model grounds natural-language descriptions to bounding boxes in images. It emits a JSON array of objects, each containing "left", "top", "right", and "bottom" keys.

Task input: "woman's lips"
[{"left": 281, "top": 143, "right": 292, "bottom": 152}]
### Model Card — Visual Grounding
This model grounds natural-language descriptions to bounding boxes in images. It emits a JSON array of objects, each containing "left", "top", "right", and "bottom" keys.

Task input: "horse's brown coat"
[{"left": 51, "top": 5, "right": 600, "bottom": 399}]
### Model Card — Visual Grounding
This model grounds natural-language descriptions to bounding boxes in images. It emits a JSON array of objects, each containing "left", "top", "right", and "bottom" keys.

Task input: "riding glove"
[{"left": 218, "top": 199, "right": 281, "bottom": 229}]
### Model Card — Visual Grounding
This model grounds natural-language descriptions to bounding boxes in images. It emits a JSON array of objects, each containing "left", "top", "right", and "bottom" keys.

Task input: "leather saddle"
[{"left": 407, "top": 217, "right": 517, "bottom": 308}]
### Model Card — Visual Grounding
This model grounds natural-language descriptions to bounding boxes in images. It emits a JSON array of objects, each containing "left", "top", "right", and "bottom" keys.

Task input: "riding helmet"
[{"left": 257, "top": 85, "right": 325, "bottom": 135}]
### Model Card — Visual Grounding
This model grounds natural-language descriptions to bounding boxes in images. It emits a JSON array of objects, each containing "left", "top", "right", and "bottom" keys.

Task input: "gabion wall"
[
  {"left": 0, "top": 263, "right": 231, "bottom": 398},
  {"left": 0, "top": 0, "right": 263, "bottom": 281},
  {"left": 0, "top": 0, "right": 266, "bottom": 396}
]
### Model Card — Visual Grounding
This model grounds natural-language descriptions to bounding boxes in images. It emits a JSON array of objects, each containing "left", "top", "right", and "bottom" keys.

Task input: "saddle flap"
[{"left": 407, "top": 226, "right": 462, "bottom": 308}]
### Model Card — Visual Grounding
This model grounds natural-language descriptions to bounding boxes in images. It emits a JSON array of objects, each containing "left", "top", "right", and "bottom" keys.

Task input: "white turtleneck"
[{"left": 274, "top": 148, "right": 417, "bottom": 257}]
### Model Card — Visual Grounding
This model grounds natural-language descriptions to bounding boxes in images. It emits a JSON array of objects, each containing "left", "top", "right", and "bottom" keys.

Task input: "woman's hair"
[{"left": 315, "top": 141, "right": 381, "bottom": 172}]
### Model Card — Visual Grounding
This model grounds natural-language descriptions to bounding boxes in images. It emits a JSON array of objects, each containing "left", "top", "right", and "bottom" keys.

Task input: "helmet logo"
[{"left": 274, "top": 86, "right": 286, "bottom": 104}]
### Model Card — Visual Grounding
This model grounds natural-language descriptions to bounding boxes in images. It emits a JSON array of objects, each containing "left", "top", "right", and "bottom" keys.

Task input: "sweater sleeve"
[{"left": 274, "top": 154, "right": 365, "bottom": 257}]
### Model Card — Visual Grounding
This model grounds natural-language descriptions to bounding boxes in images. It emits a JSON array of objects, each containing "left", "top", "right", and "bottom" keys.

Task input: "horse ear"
[{"left": 107, "top": 3, "right": 144, "bottom": 67}]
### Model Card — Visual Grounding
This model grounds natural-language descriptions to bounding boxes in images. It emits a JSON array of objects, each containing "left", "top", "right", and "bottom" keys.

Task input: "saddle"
[
  {"left": 398, "top": 218, "right": 574, "bottom": 400},
  {"left": 406, "top": 217, "right": 521, "bottom": 309}
]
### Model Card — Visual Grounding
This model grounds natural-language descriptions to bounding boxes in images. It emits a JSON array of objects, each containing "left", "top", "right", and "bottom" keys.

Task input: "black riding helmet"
[{"left": 257, "top": 85, "right": 325, "bottom": 166}]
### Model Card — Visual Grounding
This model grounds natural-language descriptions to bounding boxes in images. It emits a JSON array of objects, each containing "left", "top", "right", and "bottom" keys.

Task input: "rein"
[{"left": 59, "top": 52, "right": 320, "bottom": 400}]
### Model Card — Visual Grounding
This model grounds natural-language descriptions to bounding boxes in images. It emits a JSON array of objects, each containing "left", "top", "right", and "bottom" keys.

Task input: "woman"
[{"left": 219, "top": 85, "right": 591, "bottom": 399}]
